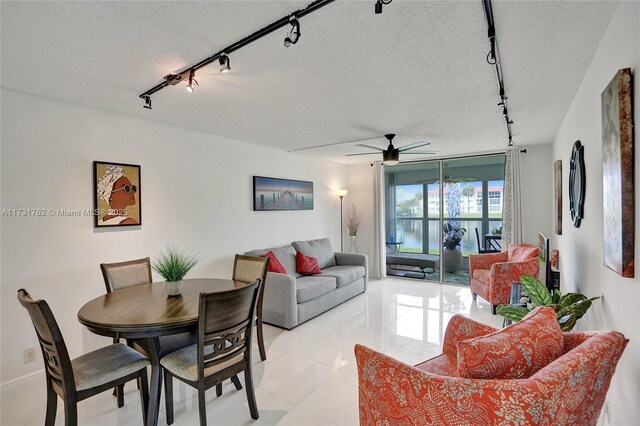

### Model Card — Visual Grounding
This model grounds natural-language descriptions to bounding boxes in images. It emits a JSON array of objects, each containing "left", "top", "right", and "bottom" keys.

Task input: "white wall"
[
  {"left": 0, "top": 89, "right": 347, "bottom": 383},
  {"left": 552, "top": 2, "right": 639, "bottom": 424},
  {"left": 520, "top": 144, "right": 553, "bottom": 243}
]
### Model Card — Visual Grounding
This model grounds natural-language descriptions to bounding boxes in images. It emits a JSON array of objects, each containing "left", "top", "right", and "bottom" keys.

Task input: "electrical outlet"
[{"left": 23, "top": 346, "right": 37, "bottom": 363}]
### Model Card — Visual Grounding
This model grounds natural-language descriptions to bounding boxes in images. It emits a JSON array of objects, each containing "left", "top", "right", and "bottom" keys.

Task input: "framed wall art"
[
  {"left": 253, "top": 176, "right": 313, "bottom": 211},
  {"left": 93, "top": 161, "right": 141, "bottom": 227},
  {"left": 602, "top": 68, "right": 634, "bottom": 278},
  {"left": 554, "top": 160, "right": 562, "bottom": 235}
]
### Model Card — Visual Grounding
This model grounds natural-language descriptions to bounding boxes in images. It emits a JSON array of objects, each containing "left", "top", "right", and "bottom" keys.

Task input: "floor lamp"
[{"left": 336, "top": 189, "right": 348, "bottom": 251}]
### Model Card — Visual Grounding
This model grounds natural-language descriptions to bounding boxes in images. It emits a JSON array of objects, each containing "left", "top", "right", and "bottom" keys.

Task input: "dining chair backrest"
[
  {"left": 100, "top": 257, "right": 152, "bottom": 293},
  {"left": 197, "top": 280, "right": 261, "bottom": 384},
  {"left": 232, "top": 255, "right": 269, "bottom": 285},
  {"left": 475, "top": 227, "right": 483, "bottom": 251},
  {"left": 17, "top": 289, "right": 74, "bottom": 395}
]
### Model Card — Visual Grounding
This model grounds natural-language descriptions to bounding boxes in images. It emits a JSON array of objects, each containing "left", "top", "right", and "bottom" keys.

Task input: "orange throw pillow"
[
  {"left": 260, "top": 251, "right": 287, "bottom": 274},
  {"left": 296, "top": 251, "right": 321, "bottom": 275},
  {"left": 457, "top": 307, "right": 563, "bottom": 379}
]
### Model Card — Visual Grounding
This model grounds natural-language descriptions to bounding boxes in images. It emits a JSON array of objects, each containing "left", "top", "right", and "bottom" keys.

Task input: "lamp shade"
[{"left": 336, "top": 189, "right": 348, "bottom": 198}]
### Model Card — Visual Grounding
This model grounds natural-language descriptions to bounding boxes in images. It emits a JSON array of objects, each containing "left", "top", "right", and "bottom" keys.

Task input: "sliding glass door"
[{"left": 385, "top": 155, "right": 505, "bottom": 284}]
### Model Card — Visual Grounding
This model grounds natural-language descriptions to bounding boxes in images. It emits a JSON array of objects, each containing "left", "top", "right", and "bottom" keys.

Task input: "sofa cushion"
[
  {"left": 508, "top": 244, "right": 538, "bottom": 262},
  {"left": 260, "top": 251, "right": 287, "bottom": 274},
  {"left": 319, "top": 265, "right": 365, "bottom": 288},
  {"left": 457, "top": 307, "right": 563, "bottom": 380},
  {"left": 296, "top": 276, "right": 337, "bottom": 303},
  {"left": 296, "top": 251, "right": 321, "bottom": 275},
  {"left": 245, "top": 245, "right": 301, "bottom": 277},
  {"left": 292, "top": 238, "right": 337, "bottom": 270}
]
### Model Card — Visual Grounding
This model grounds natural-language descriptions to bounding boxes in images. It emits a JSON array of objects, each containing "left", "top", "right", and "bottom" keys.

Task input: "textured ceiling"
[{"left": 1, "top": 1, "right": 618, "bottom": 164}]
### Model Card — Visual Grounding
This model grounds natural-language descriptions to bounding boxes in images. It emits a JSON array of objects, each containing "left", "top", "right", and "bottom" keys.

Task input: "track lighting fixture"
[
  {"left": 219, "top": 54, "right": 230, "bottom": 73},
  {"left": 186, "top": 69, "right": 198, "bottom": 93},
  {"left": 139, "top": 0, "right": 336, "bottom": 108},
  {"left": 375, "top": 0, "right": 392, "bottom": 14},
  {"left": 284, "top": 16, "right": 301, "bottom": 47},
  {"left": 482, "top": 0, "right": 515, "bottom": 146}
]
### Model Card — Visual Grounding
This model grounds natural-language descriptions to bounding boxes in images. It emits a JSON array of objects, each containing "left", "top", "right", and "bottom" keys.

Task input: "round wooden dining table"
[{"left": 78, "top": 278, "right": 249, "bottom": 426}]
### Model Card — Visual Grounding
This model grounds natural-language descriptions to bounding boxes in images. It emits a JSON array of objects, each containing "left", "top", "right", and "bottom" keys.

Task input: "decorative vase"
[
  {"left": 442, "top": 247, "right": 462, "bottom": 273},
  {"left": 349, "top": 235, "right": 358, "bottom": 253},
  {"left": 165, "top": 280, "right": 182, "bottom": 296}
]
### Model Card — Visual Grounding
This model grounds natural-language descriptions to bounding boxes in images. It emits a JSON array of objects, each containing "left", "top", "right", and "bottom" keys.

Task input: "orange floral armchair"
[
  {"left": 469, "top": 243, "right": 553, "bottom": 313},
  {"left": 355, "top": 314, "right": 628, "bottom": 426}
]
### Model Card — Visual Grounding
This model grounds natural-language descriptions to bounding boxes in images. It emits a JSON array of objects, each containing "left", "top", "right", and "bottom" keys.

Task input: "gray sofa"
[{"left": 245, "top": 238, "right": 368, "bottom": 329}]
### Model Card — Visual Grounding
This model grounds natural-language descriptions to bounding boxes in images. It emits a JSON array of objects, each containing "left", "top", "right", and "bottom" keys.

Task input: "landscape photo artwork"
[
  {"left": 602, "top": 68, "right": 634, "bottom": 277},
  {"left": 93, "top": 161, "right": 141, "bottom": 227},
  {"left": 253, "top": 176, "right": 313, "bottom": 211}
]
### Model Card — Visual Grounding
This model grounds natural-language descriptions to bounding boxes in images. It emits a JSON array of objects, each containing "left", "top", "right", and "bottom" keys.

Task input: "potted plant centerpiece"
[
  {"left": 443, "top": 223, "right": 466, "bottom": 273},
  {"left": 152, "top": 245, "right": 198, "bottom": 296}
]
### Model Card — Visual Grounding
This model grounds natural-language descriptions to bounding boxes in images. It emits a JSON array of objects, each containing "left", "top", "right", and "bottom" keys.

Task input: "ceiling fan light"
[{"left": 382, "top": 149, "right": 399, "bottom": 165}]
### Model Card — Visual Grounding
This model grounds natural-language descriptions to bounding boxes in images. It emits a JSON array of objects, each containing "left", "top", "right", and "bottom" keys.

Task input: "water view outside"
[{"left": 393, "top": 181, "right": 504, "bottom": 255}]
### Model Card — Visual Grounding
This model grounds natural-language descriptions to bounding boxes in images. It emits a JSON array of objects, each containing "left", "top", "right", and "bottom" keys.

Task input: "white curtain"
[
  {"left": 372, "top": 161, "right": 386, "bottom": 278},
  {"left": 502, "top": 148, "right": 523, "bottom": 247}
]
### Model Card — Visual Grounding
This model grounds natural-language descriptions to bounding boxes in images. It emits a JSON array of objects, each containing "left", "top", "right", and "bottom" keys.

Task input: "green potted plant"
[
  {"left": 152, "top": 245, "right": 198, "bottom": 296},
  {"left": 496, "top": 275, "right": 600, "bottom": 331}
]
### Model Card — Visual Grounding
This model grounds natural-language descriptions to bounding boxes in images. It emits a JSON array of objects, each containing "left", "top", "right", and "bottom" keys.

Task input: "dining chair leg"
[
  {"left": 44, "top": 382, "right": 58, "bottom": 426},
  {"left": 116, "top": 384, "right": 125, "bottom": 407},
  {"left": 64, "top": 400, "right": 78, "bottom": 426},
  {"left": 257, "top": 317, "right": 267, "bottom": 361},
  {"left": 216, "top": 383, "right": 222, "bottom": 397},
  {"left": 231, "top": 375, "right": 242, "bottom": 390},
  {"left": 244, "top": 369, "right": 259, "bottom": 420},
  {"left": 198, "top": 388, "right": 207, "bottom": 426},
  {"left": 163, "top": 370, "right": 174, "bottom": 425},
  {"left": 138, "top": 369, "right": 150, "bottom": 425}
]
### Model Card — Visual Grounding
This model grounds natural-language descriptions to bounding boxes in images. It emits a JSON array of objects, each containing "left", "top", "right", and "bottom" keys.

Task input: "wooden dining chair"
[
  {"left": 160, "top": 280, "right": 262, "bottom": 426},
  {"left": 475, "top": 227, "right": 500, "bottom": 254},
  {"left": 17, "top": 289, "right": 150, "bottom": 426},
  {"left": 232, "top": 254, "right": 270, "bottom": 361},
  {"left": 100, "top": 257, "right": 196, "bottom": 407}
]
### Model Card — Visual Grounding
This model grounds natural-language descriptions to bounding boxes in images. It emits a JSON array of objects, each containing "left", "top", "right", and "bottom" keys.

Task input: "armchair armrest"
[
  {"left": 262, "top": 272, "right": 297, "bottom": 329},
  {"left": 469, "top": 251, "right": 508, "bottom": 272},
  {"left": 489, "top": 257, "right": 538, "bottom": 304},
  {"left": 355, "top": 344, "right": 542, "bottom": 425},
  {"left": 442, "top": 315, "right": 497, "bottom": 357}
]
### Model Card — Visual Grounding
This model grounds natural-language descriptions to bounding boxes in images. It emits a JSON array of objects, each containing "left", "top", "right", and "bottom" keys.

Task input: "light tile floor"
[{"left": 1, "top": 277, "right": 503, "bottom": 426}]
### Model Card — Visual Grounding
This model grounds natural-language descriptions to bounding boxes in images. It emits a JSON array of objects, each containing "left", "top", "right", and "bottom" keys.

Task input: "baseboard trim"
[{"left": 0, "top": 369, "right": 44, "bottom": 391}]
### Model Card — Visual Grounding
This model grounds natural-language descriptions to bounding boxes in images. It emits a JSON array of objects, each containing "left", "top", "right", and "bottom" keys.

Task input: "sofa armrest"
[
  {"left": 262, "top": 272, "right": 298, "bottom": 329},
  {"left": 469, "top": 251, "right": 508, "bottom": 273},
  {"left": 354, "top": 344, "right": 542, "bottom": 425},
  {"left": 442, "top": 315, "right": 497, "bottom": 357},
  {"left": 335, "top": 252, "right": 369, "bottom": 290}
]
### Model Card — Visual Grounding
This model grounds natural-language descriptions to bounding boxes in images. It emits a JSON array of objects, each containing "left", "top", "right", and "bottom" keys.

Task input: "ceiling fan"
[{"left": 346, "top": 134, "right": 436, "bottom": 165}]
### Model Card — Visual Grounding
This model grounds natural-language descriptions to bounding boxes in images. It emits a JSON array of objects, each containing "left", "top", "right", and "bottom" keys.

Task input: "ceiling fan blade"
[
  {"left": 356, "top": 144, "right": 384, "bottom": 151},
  {"left": 400, "top": 151, "right": 438, "bottom": 154},
  {"left": 345, "top": 152, "right": 379, "bottom": 156},
  {"left": 289, "top": 135, "right": 384, "bottom": 152},
  {"left": 398, "top": 141, "right": 431, "bottom": 152}
]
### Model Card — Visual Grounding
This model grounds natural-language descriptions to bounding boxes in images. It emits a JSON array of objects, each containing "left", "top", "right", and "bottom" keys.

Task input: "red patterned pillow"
[
  {"left": 260, "top": 251, "right": 287, "bottom": 274},
  {"left": 296, "top": 251, "right": 320, "bottom": 275},
  {"left": 457, "top": 307, "right": 563, "bottom": 379}
]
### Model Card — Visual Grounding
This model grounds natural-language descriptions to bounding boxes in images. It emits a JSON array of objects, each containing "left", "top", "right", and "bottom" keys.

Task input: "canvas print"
[
  {"left": 602, "top": 68, "right": 634, "bottom": 277},
  {"left": 93, "top": 161, "right": 141, "bottom": 227},
  {"left": 554, "top": 160, "right": 562, "bottom": 235},
  {"left": 253, "top": 176, "right": 313, "bottom": 211}
]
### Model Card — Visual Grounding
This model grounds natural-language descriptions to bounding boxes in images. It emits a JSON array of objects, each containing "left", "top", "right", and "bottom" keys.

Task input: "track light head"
[
  {"left": 284, "top": 16, "right": 300, "bottom": 47},
  {"left": 375, "top": 0, "right": 391, "bottom": 14},
  {"left": 186, "top": 69, "right": 198, "bottom": 93},
  {"left": 219, "top": 54, "right": 231, "bottom": 73},
  {"left": 142, "top": 95, "right": 152, "bottom": 110},
  {"left": 508, "top": 138, "right": 514, "bottom": 147}
]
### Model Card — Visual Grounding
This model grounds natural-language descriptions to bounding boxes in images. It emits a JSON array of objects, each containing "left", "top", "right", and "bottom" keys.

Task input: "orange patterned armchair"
[
  {"left": 469, "top": 243, "right": 549, "bottom": 314},
  {"left": 355, "top": 313, "right": 628, "bottom": 426}
]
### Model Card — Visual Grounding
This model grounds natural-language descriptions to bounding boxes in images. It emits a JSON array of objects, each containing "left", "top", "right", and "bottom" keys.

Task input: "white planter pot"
[
  {"left": 165, "top": 281, "right": 183, "bottom": 296},
  {"left": 442, "top": 247, "right": 462, "bottom": 273}
]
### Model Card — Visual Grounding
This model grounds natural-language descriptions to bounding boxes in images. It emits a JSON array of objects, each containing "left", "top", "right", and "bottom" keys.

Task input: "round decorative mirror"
[{"left": 569, "top": 140, "right": 585, "bottom": 227}]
